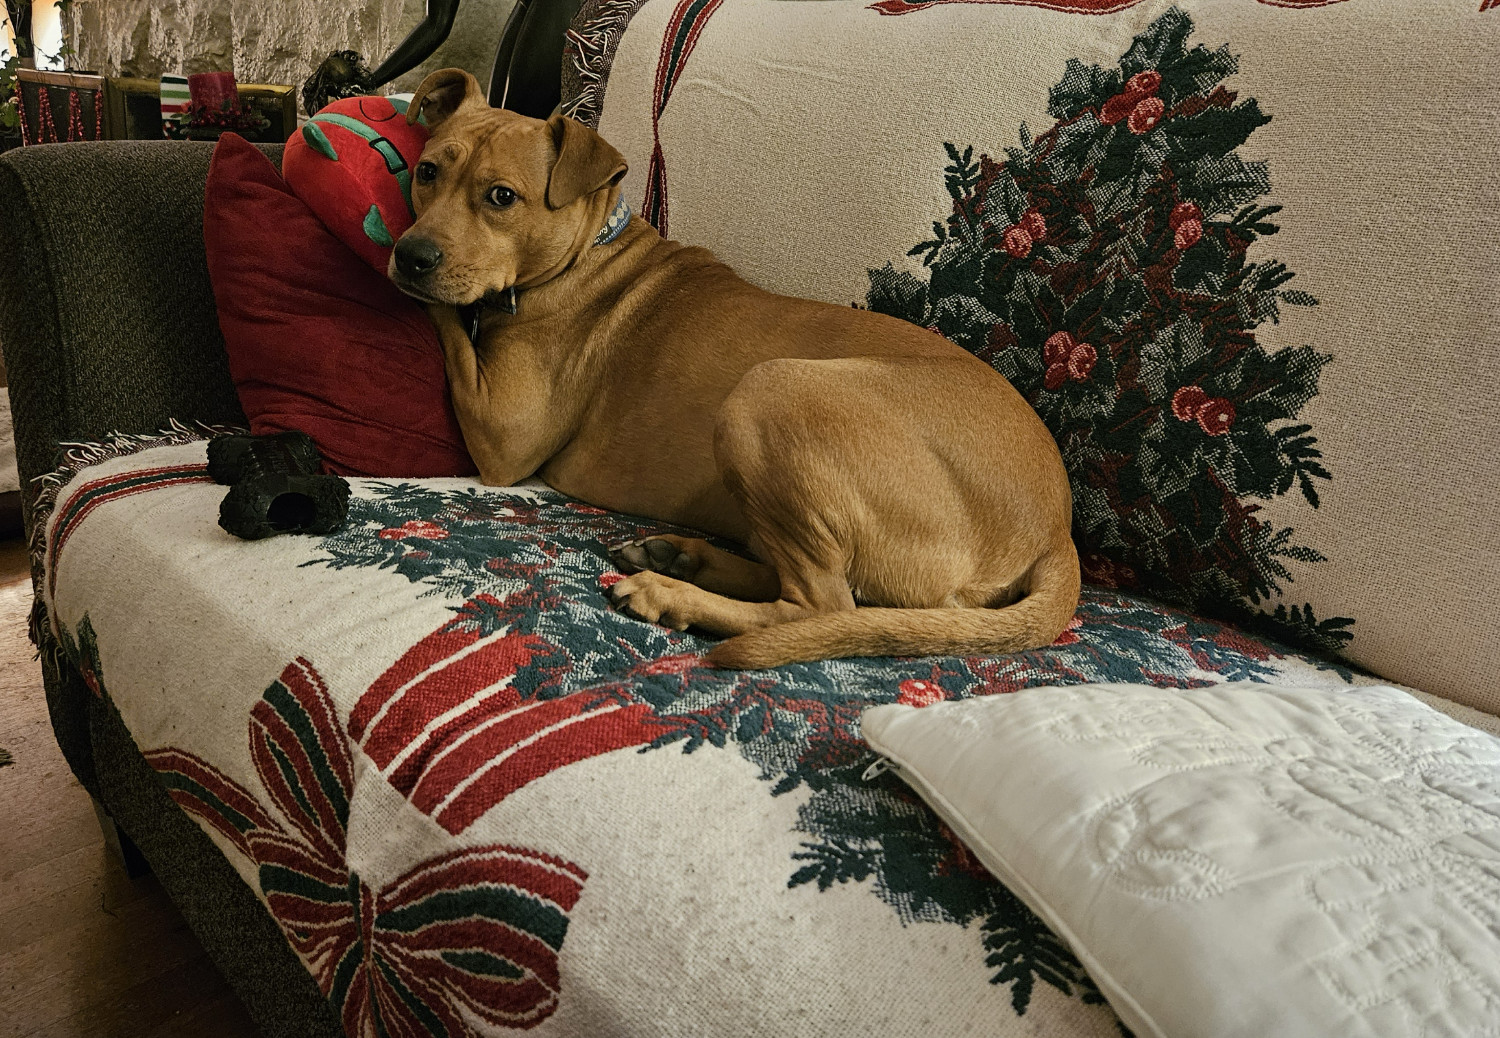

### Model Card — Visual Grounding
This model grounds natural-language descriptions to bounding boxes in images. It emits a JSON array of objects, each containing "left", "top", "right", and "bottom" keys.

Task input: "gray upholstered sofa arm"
[
  {"left": 0, "top": 146, "right": 349, "bottom": 1037},
  {"left": 0, "top": 141, "right": 259, "bottom": 526}
]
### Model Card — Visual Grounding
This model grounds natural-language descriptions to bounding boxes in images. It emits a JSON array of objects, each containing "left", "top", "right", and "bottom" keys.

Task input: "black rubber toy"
[{"left": 206, "top": 431, "right": 351, "bottom": 540}]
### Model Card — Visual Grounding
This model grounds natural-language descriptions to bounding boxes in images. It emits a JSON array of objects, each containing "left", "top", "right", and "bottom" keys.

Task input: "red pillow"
[{"left": 203, "top": 132, "right": 476, "bottom": 478}]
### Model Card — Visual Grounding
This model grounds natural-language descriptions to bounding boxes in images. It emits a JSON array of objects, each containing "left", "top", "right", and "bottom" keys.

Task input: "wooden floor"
[{"left": 0, "top": 538, "right": 262, "bottom": 1038}]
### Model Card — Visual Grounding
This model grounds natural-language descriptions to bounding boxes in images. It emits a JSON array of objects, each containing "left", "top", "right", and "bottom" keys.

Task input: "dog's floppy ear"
[
  {"left": 545, "top": 114, "right": 628, "bottom": 210},
  {"left": 407, "top": 68, "right": 486, "bottom": 130}
]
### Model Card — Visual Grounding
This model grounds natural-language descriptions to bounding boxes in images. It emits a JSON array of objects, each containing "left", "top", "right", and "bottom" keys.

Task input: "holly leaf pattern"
[{"left": 866, "top": 7, "right": 1353, "bottom": 655}]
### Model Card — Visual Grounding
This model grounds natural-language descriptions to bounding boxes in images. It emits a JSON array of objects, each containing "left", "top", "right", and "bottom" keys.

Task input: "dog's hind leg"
[
  {"left": 609, "top": 535, "right": 851, "bottom": 636},
  {"left": 610, "top": 535, "right": 780, "bottom": 601},
  {"left": 609, "top": 570, "right": 798, "bottom": 634},
  {"left": 612, "top": 369, "right": 860, "bottom": 639}
]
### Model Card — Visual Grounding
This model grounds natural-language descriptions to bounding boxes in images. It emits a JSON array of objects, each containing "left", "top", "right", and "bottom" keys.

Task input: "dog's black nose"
[{"left": 394, "top": 237, "right": 443, "bottom": 279}]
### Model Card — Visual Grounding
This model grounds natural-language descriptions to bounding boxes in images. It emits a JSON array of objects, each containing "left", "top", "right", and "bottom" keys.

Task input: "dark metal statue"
[
  {"left": 301, "top": 0, "right": 460, "bottom": 117},
  {"left": 301, "top": 50, "right": 374, "bottom": 117},
  {"left": 366, "top": 0, "right": 462, "bottom": 89}
]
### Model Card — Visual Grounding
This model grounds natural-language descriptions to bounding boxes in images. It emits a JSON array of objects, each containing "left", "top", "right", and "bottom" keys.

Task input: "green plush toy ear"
[
  {"left": 303, "top": 121, "right": 338, "bottom": 160},
  {"left": 362, "top": 204, "right": 394, "bottom": 247}
]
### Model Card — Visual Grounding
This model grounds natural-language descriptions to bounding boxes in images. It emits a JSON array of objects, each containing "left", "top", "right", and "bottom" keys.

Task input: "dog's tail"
[{"left": 705, "top": 539, "right": 1081, "bottom": 670}]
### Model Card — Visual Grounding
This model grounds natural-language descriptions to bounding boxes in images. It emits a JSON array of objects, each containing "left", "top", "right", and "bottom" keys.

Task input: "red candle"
[{"left": 188, "top": 71, "right": 240, "bottom": 113}]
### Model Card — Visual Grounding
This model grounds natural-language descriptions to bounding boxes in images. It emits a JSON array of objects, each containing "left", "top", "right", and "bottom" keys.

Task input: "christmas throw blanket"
[
  {"left": 37, "top": 431, "right": 1415, "bottom": 1037},
  {"left": 562, "top": 0, "right": 1500, "bottom": 716}
]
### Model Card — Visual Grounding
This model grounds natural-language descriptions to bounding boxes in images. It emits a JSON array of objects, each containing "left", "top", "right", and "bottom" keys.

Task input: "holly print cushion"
[
  {"left": 863, "top": 682, "right": 1500, "bottom": 1038},
  {"left": 562, "top": 0, "right": 1500, "bottom": 716}
]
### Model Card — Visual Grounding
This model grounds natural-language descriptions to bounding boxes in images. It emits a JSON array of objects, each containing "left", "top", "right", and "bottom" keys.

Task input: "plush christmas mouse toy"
[{"left": 281, "top": 94, "right": 429, "bottom": 272}]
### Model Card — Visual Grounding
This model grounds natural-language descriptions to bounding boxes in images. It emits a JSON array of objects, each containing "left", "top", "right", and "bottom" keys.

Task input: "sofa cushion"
[
  {"left": 563, "top": 0, "right": 1500, "bottom": 714},
  {"left": 36, "top": 430, "right": 1438, "bottom": 1037},
  {"left": 863, "top": 682, "right": 1500, "bottom": 1038},
  {"left": 203, "top": 132, "right": 476, "bottom": 479}
]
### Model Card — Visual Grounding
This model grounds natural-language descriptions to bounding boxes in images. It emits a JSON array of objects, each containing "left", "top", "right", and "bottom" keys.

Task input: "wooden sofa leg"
[{"left": 92, "top": 798, "right": 152, "bottom": 879}]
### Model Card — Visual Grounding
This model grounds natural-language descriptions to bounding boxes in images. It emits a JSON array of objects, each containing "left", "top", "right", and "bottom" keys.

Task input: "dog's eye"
[
  {"left": 487, "top": 186, "right": 517, "bottom": 209},
  {"left": 415, "top": 161, "right": 438, "bottom": 184}
]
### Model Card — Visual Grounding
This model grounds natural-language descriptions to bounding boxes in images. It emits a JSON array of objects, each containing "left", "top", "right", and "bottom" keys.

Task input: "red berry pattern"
[
  {"left": 1174, "top": 218, "right": 1203, "bottom": 250},
  {"left": 1043, "top": 330, "right": 1074, "bottom": 367},
  {"left": 1172, "top": 386, "right": 1235, "bottom": 435},
  {"left": 1127, "top": 96, "right": 1164, "bottom": 134},
  {"left": 897, "top": 679, "right": 947, "bottom": 708},
  {"left": 1101, "top": 67, "right": 1164, "bottom": 126},
  {"left": 1002, "top": 224, "right": 1033, "bottom": 258},
  {"left": 379, "top": 519, "right": 450, "bottom": 541},
  {"left": 1100, "top": 91, "right": 1138, "bottom": 125},
  {"left": 1169, "top": 201, "right": 1202, "bottom": 229},
  {"left": 1067, "top": 342, "right": 1097, "bottom": 380},
  {"left": 1196, "top": 397, "right": 1236, "bottom": 436},
  {"left": 1171, "top": 385, "right": 1209, "bottom": 421},
  {"left": 1043, "top": 331, "right": 1095, "bottom": 389}
]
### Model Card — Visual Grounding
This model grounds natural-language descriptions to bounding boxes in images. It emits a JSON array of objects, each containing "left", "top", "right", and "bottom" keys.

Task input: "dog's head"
[{"left": 388, "top": 68, "right": 627, "bottom": 306}]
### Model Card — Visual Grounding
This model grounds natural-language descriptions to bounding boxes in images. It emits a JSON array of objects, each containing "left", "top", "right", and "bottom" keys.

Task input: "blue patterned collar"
[{"left": 592, "top": 194, "right": 632, "bottom": 247}]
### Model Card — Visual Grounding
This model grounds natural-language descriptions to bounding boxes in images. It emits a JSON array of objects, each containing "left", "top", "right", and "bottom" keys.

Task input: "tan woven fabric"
[{"left": 578, "top": 0, "right": 1500, "bottom": 713}]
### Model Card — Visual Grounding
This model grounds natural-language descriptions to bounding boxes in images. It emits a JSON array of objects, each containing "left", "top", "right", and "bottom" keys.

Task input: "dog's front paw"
[
  {"left": 610, "top": 571, "right": 695, "bottom": 631},
  {"left": 609, "top": 538, "right": 701, "bottom": 581}
]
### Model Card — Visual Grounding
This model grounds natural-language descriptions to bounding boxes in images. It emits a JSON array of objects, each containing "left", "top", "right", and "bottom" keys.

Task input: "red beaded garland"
[
  {"left": 67, "top": 86, "right": 84, "bottom": 141},
  {"left": 36, "top": 85, "right": 57, "bottom": 143},
  {"left": 13, "top": 82, "right": 27, "bottom": 147}
]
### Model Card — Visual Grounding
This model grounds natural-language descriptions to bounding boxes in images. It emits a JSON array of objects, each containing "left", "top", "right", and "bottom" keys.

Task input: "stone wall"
[{"left": 65, "top": 0, "right": 514, "bottom": 97}]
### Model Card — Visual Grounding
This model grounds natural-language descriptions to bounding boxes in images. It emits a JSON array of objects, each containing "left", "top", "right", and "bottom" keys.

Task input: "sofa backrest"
[{"left": 562, "top": 0, "right": 1500, "bottom": 714}]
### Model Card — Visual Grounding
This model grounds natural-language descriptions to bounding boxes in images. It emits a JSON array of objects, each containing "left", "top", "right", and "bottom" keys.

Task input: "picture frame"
[
  {"left": 100, "top": 77, "right": 162, "bottom": 140},
  {"left": 230, "top": 82, "right": 298, "bottom": 142}
]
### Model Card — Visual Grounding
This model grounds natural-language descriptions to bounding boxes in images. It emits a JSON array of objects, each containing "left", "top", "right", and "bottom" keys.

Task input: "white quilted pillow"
[{"left": 861, "top": 683, "right": 1500, "bottom": 1038}]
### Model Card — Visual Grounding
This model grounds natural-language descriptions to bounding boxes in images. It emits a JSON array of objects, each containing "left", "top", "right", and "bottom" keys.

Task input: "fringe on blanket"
[
  {"left": 561, "top": 0, "right": 651, "bottom": 128},
  {"left": 27, "top": 420, "right": 245, "bottom": 651}
]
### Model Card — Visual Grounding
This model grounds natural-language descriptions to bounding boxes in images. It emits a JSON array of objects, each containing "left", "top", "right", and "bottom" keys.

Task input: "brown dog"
[{"left": 390, "top": 68, "right": 1080, "bottom": 669}]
